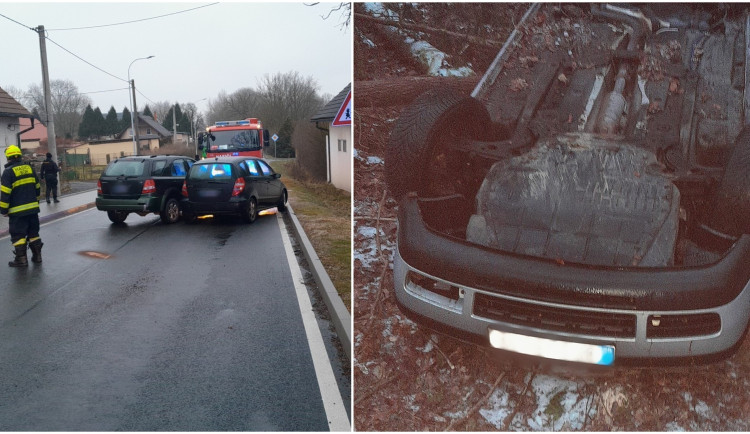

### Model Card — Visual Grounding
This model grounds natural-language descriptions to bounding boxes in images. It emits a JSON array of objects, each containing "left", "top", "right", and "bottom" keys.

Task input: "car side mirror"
[
  {"left": 273, "top": 173, "right": 281, "bottom": 179},
  {"left": 263, "top": 129, "right": 270, "bottom": 147},
  {"left": 197, "top": 132, "right": 204, "bottom": 145}
]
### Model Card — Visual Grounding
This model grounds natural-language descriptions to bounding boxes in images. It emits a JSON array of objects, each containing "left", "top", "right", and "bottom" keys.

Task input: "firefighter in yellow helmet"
[{"left": 1, "top": 145, "right": 43, "bottom": 267}]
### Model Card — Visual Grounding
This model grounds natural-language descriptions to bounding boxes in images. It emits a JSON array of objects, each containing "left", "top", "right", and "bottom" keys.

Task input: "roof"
[
  {"left": 0, "top": 86, "right": 33, "bottom": 118},
  {"left": 311, "top": 83, "right": 351, "bottom": 123},
  {"left": 117, "top": 113, "right": 171, "bottom": 138},
  {"left": 19, "top": 117, "right": 48, "bottom": 141},
  {"left": 137, "top": 114, "right": 171, "bottom": 137}
]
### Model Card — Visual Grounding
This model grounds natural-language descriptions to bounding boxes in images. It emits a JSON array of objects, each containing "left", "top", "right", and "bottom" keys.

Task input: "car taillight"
[
  {"left": 97, "top": 179, "right": 102, "bottom": 195},
  {"left": 181, "top": 180, "right": 188, "bottom": 197},
  {"left": 232, "top": 178, "right": 245, "bottom": 196},
  {"left": 142, "top": 179, "right": 156, "bottom": 194}
]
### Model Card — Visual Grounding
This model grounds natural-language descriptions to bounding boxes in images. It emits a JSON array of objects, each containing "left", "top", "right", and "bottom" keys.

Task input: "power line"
[
  {"left": 81, "top": 87, "right": 130, "bottom": 95},
  {"left": 43, "top": 34, "right": 128, "bottom": 83},
  {"left": 0, "top": 12, "right": 34, "bottom": 30},
  {"left": 45, "top": 3, "right": 219, "bottom": 31}
]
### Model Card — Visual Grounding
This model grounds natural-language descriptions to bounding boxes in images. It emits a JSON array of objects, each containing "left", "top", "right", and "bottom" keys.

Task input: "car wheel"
[
  {"left": 244, "top": 197, "right": 257, "bottom": 224},
  {"left": 107, "top": 210, "right": 128, "bottom": 224},
  {"left": 160, "top": 197, "right": 180, "bottom": 224},
  {"left": 710, "top": 127, "right": 750, "bottom": 236},
  {"left": 385, "top": 88, "right": 497, "bottom": 202},
  {"left": 277, "top": 189, "right": 288, "bottom": 212}
]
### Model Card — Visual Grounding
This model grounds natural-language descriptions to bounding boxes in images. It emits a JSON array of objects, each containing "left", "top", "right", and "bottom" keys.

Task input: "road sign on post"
[
  {"left": 272, "top": 134, "right": 279, "bottom": 158},
  {"left": 332, "top": 90, "right": 352, "bottom": 127}
]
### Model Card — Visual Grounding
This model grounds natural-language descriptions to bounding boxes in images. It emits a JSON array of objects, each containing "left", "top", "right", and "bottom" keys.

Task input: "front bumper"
[
  {"left": 393, "top": 196, "right": 750, "bottom": 364},
  {"left": 96, "top": 196, "right": 161, "bottom": 213}
]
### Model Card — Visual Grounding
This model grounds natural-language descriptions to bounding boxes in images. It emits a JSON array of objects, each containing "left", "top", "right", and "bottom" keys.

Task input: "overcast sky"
[{"left": 0, "top": 2, "right": 352, "bottom": 115}]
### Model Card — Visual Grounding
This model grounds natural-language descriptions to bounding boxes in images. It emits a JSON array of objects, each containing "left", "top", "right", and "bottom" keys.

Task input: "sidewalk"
[{"left": 0, "top": 188, "right": 98, "bottom": 237}]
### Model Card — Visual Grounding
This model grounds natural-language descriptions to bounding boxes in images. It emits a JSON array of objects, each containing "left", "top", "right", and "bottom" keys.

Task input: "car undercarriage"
[{"left": 386, "top": 3, "right": 750, "bottom": 364}]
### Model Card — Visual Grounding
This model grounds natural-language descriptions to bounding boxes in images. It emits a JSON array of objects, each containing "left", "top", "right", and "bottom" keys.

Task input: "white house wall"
[
  {"left": 329, "top": 124, "right": 351, "bottom": 192},
  {"left": 0, "top": 116, "right": 19, "bottom": 169}
]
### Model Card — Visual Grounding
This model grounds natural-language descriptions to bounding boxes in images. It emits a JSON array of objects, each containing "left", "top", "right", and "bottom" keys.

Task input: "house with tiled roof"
[
  {"left": 0, "top": 86, "right": 35, "bottom": 168},
  {"left": 311, "top": 83, "right": 351, "bottom": 192}
]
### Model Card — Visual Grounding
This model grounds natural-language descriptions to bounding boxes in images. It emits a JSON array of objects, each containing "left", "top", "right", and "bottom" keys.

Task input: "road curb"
[{"left": 286, "top": 204, "right": 352, "bottom": 361}]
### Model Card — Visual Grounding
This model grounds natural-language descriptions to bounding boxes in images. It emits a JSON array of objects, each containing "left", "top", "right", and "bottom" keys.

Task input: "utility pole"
[
  {"left": 131, "top": 79, "right": 140, "bottom": 155},
  {"left": 36, "top": 25, "right": 58, "bottom": 168},
  {"left": 173, "top": 105, "right": 177, "bottom": 146}
]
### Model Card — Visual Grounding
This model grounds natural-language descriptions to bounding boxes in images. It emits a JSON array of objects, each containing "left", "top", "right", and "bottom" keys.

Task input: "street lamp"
[{"left": 128, "top": 55, "right": 154, "bottom": 156}]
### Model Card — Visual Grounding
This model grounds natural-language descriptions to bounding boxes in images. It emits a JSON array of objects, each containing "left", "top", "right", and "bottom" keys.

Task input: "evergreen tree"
[
  {"left": 142, "top": 105, "right": 153, "bottom": 119},
  {"left": 276, "top": 117, "right": 295, "bottom": 158},
  {"left": 78, "top": 104, "right": 95, "bottom": 139},
  {"left": 105, "top": 106, "right": 119, "bottom": 137},
  {"left": 93, "top": 107, "right": 106, "bottom": 137},
  {"left": 120, "top": 107, "right": 132, "bottom": 132}
]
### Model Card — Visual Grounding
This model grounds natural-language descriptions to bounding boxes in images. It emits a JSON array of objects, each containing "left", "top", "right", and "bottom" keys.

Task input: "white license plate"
[{"left": 488, "top": 329, "right": 615, "bottom": 366}]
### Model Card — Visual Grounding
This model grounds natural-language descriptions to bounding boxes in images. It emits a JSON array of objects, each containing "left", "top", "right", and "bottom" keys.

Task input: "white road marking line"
[{"left": 277, "top": 213, "right": 350, "bottom": 431}]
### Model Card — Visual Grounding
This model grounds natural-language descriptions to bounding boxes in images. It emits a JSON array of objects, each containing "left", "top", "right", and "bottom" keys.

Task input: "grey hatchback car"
[{"left": 180, "top": 156, "right": 287, "bottom": 223}]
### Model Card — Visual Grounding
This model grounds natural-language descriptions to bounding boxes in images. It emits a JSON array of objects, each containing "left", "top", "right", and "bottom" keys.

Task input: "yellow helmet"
[{"left": 5, "top": 145, "right": 21, "bottom": 158}]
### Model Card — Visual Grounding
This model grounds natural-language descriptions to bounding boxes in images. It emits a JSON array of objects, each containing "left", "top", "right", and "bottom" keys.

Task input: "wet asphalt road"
[{"left": 0, "top": 208, "right": 350, "bottom": 430}]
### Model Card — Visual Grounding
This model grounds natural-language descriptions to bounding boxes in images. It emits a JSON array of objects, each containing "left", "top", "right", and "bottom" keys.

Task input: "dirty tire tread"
[
  {"left": 714, "top": 127, "right": 750, "bottom": 235},
  {"left": 385, "top": 89, "right": 492, "bottom": 201}
]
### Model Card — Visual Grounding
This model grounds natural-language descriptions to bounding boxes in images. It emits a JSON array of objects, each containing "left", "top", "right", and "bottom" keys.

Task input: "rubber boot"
[
  {"left": 8, "top": 245, "right": 28, "bottom": 267},
  {"left": 29, "top": 239, "right": 43, "bottom": 263}
]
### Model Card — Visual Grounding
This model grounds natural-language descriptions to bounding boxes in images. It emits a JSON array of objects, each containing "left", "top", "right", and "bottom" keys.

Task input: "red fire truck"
[{"left": 197, "top": 118, "right": 270, "bottom": 159}]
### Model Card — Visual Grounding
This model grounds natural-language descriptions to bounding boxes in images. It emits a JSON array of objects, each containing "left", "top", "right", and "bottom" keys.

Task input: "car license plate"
[{"left": 488, "top": 329, "right": 615, "bottom": 366}]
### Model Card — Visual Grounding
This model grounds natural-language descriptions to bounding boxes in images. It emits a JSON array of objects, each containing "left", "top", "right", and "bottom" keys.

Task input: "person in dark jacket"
[
  {"left": 1, "top": 145, "right": 43, "bottom": 267},
  {"left": 40, "top": 152, "right": 60, "bottom": 203}
]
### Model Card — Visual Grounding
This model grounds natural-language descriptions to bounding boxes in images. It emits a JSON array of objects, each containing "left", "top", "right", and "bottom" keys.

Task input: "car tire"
[
  {"left": 711, "top": 127, "right": 750, "bottom": 235},
  {"left": 160, "top": 197, "right": 180, "bottom": 224},
  {"left": 277, "top": 189, "right": 288, "bottom": 212},
  {"left": 385, "top": 88, "right": 495, "bottom": 202},
  {"left": 244, "top": 197, "right": 258, "bottom": 224},
  {"left": 107, "top": 210, "right": 128, "bottom": 224}
]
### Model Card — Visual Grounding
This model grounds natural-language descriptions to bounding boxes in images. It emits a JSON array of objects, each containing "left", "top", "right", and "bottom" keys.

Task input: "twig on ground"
[
  {"left": 366, "top": 189, "right": 392, "bottom": 329},
  {"left": 502, "top": 371, "right": 536, "bottom": 430},
  {"left": 445, "top": 372, "right": 506, "bottom": 431}
]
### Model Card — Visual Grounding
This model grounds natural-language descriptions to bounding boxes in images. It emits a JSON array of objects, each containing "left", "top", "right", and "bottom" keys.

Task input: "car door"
[
  {"left": 243, "top": 159, "right": 266, "bottom": 201},
  {"left": 256, "top": 159, "right": 281, "bottom": 204}
]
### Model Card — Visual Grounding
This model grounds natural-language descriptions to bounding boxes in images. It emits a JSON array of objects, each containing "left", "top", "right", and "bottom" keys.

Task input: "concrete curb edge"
[{"left": 286, "top": 204, "right": 352, "bottom": 361}]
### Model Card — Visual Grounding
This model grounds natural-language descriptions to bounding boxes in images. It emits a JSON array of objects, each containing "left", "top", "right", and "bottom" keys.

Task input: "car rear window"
[
  {"left": 103, "top": 160, "right": 145, "bottom": 177},
  {"left": 190, "top": 163, "right": 233, "bottom": 181}
]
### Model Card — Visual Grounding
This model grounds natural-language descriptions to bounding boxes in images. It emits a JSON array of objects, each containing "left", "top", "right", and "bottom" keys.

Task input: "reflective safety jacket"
[{"left": 0, "top": 159, "right": 41, "bottom": 216}]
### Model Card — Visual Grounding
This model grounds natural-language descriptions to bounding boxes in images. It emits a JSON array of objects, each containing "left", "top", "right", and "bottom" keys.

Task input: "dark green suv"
[{"left": 96, "top": 155, "right": 195, "bottom": 224}]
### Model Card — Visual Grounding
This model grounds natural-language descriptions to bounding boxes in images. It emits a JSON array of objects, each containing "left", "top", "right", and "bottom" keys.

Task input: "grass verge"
[{"left": 270, "top": 159, "right": 351, "bottom": 312}]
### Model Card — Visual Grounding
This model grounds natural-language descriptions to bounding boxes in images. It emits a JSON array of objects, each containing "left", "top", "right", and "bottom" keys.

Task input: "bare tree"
[
  {"left": 256, "top": 71, "right": 323, "bottom": 133},
  {"left": 205, "top": 88, "right": 262, "bottom": 125},
  {"left": 26, "top": 79, "right": 91, "bottom": 139},
  {"left": 3, "top": 86, "right": 27, "bottom": 107},
  {"left": 307, "top": 2, "right": 351, "bottom": 30},
  {"left": 150, "top": 101, "right": 173, "bottom": 123}
]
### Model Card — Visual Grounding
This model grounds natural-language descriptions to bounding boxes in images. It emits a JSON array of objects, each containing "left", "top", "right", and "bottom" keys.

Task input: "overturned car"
[{"left": 386, "top": 3, "right": 750, "bottom": 365}]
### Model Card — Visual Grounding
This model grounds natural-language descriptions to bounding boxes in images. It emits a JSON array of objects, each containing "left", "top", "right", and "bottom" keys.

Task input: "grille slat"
[
  {"left": 647, "top": 313, "right": 721, "bottom": 338},
  {"left": 474, "top": 293, "right": 637, "bottom": 338}
]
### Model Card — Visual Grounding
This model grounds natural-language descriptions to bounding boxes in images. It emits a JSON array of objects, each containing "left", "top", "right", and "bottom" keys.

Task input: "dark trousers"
[
  {"left": 45, "top": 176, "right": 58, "bottom": 201},
  {"left": 8, "top": 213, "right": 40, "bottom": 246}
]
